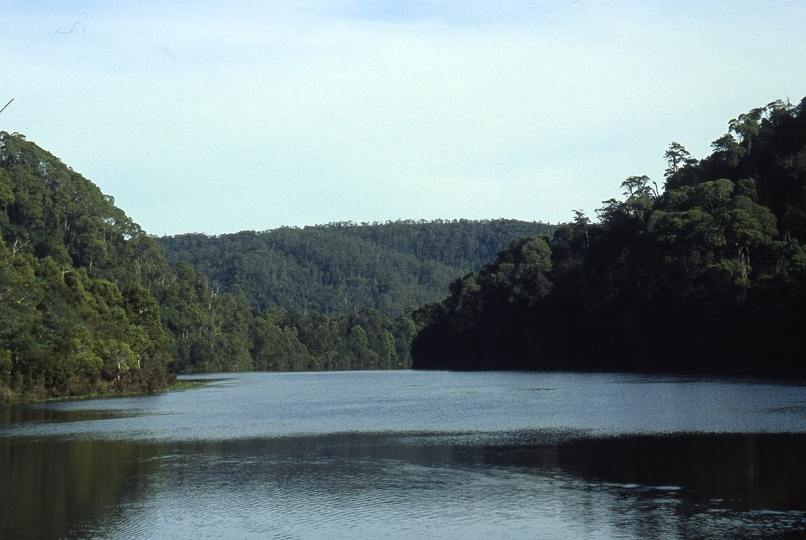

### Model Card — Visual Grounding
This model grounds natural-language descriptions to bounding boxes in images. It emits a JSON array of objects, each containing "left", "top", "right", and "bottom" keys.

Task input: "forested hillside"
[
  {"left": 412, "top": 98, "right": 806, "bottom": 377},
  {"left": 158, "top": 220, "right": 555, "bottom": 317},
  {"left": 0, "top": 132, "right": 415, "bottom": 403},
  {"left": 0, "top": 132, "right": 173, "bottom": 401},
  {"left": 7, "top": 96, "right": 801, "bottom": 402}
]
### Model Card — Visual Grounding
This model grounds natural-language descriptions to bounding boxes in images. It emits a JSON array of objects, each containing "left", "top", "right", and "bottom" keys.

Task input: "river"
[{"left": 2, "top": 370, "right": 806, "bottom": 539}]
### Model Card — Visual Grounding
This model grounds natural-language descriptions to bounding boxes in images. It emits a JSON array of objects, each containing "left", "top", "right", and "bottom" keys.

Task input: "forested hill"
[
  {"left": 412, "top": 97, "right": 806, "bottom": 377},
  {"left": 0, "top": 132, "right": 173, "bottom": 401},
  {"left": 158, "top": 220, "right": 555, "bottom": 317},
  {"left": 0, "top": 132, "right": 425, "bottom": 402}
]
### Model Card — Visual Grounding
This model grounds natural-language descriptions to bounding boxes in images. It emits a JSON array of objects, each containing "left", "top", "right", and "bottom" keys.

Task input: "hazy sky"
[{"left": 2, "top": 1, "right": 805, "bottom": 236}]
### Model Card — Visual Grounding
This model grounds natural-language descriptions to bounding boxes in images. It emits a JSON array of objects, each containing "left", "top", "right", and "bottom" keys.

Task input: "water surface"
[{"left": 2, "top": 371, "right": 806, "bottom": 539}]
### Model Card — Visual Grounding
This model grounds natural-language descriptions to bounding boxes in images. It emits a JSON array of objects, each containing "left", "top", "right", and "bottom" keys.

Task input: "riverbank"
[{"left": 0, "top": 378, "right": 204, "bottom": 406}]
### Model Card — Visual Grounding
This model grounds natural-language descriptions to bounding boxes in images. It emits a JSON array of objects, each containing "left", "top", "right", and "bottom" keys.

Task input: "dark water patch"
[
  {"left": 557, "top": 433, "right": 806, "bottom": 511},
  {"left": 5, "top": 430, "right": 806, "bottom": 538},
  {"left": 765, "top": 402, "right": 806, "bottom": 415},
  {"left": 0, "top": 438, "right": 161, "bottom": 540},
  {"left": 0, "top": 405, "right": 142, "bottom": 426}
]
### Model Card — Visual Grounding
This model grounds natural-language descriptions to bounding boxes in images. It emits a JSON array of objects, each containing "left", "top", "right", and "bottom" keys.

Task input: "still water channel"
[{"left": 2, "top": 370, "right": 806, "bottom": 539}]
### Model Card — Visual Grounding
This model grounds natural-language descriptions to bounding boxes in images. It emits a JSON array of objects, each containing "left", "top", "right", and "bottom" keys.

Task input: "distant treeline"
[
  {"left": 158, "top": 219, "right": 555, "bottom": 317},
  {"left": 412, "top": 97, "right": 806, "bottom": 377}
]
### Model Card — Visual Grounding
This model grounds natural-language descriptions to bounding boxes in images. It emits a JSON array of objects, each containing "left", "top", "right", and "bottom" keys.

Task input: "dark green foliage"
[
  {"left": 0, "top": 133, "right": 163, "bottom": 286},
  {"left": 154, "top": 218, "right": 552, "bottom": 375},
  {"left": 151, "top": 260, "right": 413, "bottom": 375},
  {"left": 412, "top": 235, "right": 554, "bottom": 370},
  {"left": 412, "top": 97, "right": 806, "bottom": 377},
  {"left": 279, "top": 308, "right": 415, "bottom": 371},
  {"left": 158, "top": 219, "right": 555, "bottom": 317},
  {"left": 0, "top": 131, "right": 424, "bottom": 401},
  {"left": 250, "top": 311, "right": 317, "bottom": 371},
  {"left": 0, "top": 133, "right": 175, "bottom": 402}
]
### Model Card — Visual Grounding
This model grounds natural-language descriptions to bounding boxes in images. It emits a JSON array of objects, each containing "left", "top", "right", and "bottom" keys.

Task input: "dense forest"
[
  {"left": 0, "top": 133, "right": 417, "bottom": 403},
  {"left": 0, "top": 130, "right": 545, "bottom": 403},
  {"left": 0, "top": 132, "right": 174, "bottom": 401},
  {"left": 5, "top": 95, "right": 805, "bottom": 401},
  {"left": 412, "top": 98, "right": 806, "bottom": 377},
  {"left": 158, "top": 219, "right": 555, "bottom": 317}
]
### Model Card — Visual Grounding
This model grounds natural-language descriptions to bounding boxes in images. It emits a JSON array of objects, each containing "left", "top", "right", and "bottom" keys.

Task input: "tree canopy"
[
  {"left": 0, "top": 132, "right": 172, "bottom": 401},
  {"left": 158, "top": 219, "right": 555, "bottom": 317},
  {"left": 412, "top": 97, "right": 806, "bottom": 377},
  {"left": 2, "top": 132, "right": 523, "bottom": 400}
]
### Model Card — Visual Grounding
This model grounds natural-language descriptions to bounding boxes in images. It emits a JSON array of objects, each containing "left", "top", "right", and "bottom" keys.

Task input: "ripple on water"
[{"left": 5, "top": 371, "right": 806, "bottom": 539}]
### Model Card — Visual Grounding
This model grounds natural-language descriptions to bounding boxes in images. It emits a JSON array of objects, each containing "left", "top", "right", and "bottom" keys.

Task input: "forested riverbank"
[
  {"left": 0, "top": 131, "right": 549, "bottom": 402},
  {"left": 0, "top": 134, "right": 411, "bottom": 402},
  {"left": 412, "top": 98, "right": 806, "bottom": 377},
  {"left": 4, "top": 96, "right": 806, "bottom": 402}
]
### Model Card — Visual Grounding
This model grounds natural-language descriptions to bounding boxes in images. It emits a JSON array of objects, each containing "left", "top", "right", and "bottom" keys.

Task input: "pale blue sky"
[{"left": 2, "top": 1, "right": 805, "bottom": 235}]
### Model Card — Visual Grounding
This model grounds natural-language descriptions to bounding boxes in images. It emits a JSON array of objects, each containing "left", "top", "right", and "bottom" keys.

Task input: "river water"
[{"left": 2, "top": 370, "right": 806, "bottom": 539}]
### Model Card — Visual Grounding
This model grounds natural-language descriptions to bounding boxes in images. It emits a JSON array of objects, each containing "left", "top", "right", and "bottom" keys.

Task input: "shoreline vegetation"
[
  {"left": 0, "top": 129, "right": 550, "bottom": 404},
  {"left": 3, "top": 96, "right": 806, "bottom": 404},
  {"left": 1, "top": 377, "right": 206, "bottom": 406},
  {"left": 412, "top": 98, "right": 806, "bottom": 377}
]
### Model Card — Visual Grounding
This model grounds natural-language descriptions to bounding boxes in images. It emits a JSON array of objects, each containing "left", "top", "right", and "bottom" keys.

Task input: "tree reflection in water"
[{"left": 2, "top": 431, "right": 806, "bottom": 539}]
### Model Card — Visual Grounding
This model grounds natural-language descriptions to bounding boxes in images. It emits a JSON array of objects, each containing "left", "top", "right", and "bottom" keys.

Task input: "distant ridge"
[{"left": 159, "top": 219, "right": 556, "bottom": 317}]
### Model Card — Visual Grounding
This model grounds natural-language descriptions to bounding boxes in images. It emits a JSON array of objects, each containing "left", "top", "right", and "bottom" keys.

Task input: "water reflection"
[
  {"left": 0, "top": 438, "right": 160, "bottom": 540},
  {"left": 3, "top": 430, "right": 806, "bottom": 539},
  {"left": 559, "top": 433, "right": 806, "bottom": 511},
  {"left": 0, "top": 405, "right": 141, "bottom": 425},
  {"left": 4, "top": 371, "right": 806, "bottom": 539}
]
